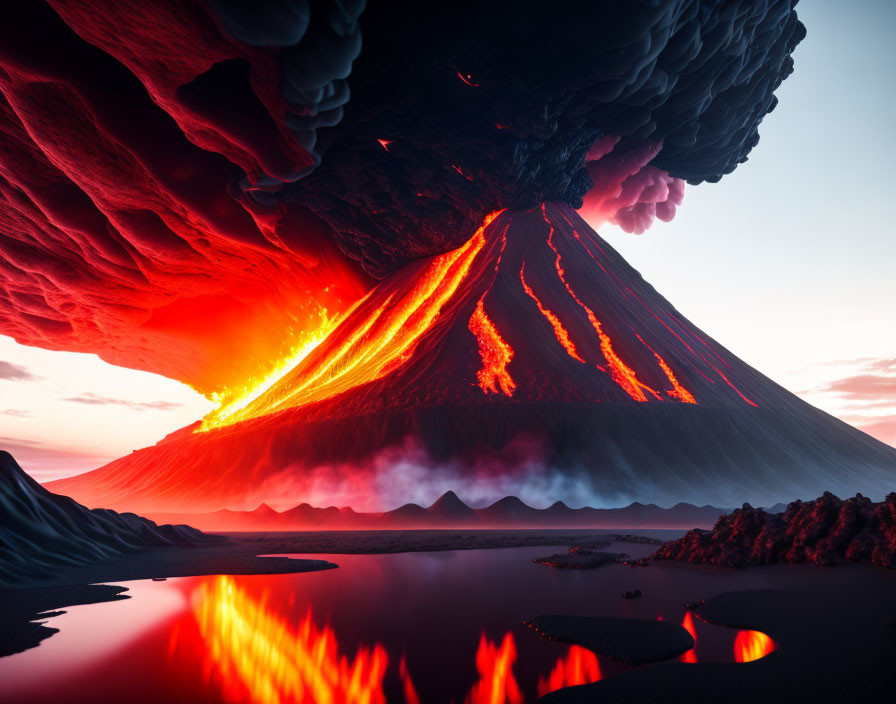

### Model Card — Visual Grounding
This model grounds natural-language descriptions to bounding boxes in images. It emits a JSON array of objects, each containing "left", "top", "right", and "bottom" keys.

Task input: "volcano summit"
[{"left": 49, "top": 205, "right": 896, "bottom": 512}]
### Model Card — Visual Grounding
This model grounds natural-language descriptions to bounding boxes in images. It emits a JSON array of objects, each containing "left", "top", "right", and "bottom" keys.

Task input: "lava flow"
[
  {"left": 192, "top": 576, "right": 389, "bottom": 704},
  {"left": 537, "top": 645, "right": 602, "bottom": 697}
]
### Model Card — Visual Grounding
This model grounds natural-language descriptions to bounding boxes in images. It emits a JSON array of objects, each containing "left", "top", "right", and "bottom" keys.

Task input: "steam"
[{"left": 250, "top": 435, "right": 639, "bottom": 513}]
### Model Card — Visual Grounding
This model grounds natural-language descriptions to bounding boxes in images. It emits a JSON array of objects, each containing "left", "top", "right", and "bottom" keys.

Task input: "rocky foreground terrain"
[
  {"left": 653, "top": 491, "right": 896, "bottom": 568},
  {"left": 0, "top": 451, "right": 212, "bottom": 585}
]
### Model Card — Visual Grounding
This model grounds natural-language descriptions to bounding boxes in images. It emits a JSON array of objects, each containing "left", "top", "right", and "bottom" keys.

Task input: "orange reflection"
[
  {"left": 537, "top": 645, "right": 601, "bottom": 697},
  {"left": 734, "top": 630, "right": 775, "bottom": 663},
  {"left": 192, "top": 576, "right": 388, "bottom": 704},
  {"left": 680, "top": 612, "right": 698, "bottom": 663},
  {"left": 466, "top": 632, "right": 523, "bottom": 704}
]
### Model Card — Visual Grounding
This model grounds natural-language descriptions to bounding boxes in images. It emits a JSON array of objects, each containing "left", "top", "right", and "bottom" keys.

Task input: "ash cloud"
[{"left": 0, "top": 0, "right": 803, "bottom": 387}]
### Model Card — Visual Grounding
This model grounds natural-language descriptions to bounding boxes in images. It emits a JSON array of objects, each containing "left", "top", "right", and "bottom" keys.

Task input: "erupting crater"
[{"left": 49, "top": 205, "right": 896, "bottom": 512}]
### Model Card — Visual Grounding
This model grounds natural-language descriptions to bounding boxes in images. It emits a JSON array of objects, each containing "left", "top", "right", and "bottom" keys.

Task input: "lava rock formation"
[
  {"left": 0, "top": 451, "right": 210, "bottom": 585},
  {"left": 652, "top": 491, "right": 896, "bottom": 568}
]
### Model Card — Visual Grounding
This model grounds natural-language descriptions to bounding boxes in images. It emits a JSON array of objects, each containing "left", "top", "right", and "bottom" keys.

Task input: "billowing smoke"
[
  {"left": 249, "top": 436, "right": 641, "bottom": 513},
  {"left": 0, "top": 0, "right": 804, "bottom": 391}
]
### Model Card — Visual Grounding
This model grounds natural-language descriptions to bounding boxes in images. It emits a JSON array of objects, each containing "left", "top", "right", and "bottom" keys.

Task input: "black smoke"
[{"left": 218, "top": 0, "right": 805, "bottom": 276}]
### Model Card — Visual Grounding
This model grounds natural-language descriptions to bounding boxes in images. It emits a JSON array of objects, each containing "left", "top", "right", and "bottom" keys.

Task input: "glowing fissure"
[
  {"left": 466, "top": 632, "right": 523, "bottom": 704},
  {"left": 537, "top": 645, "right": 601, "bottom": 697},
  {"left": 707, "top": 359, "right": 758, "bottom": 407},
  {"left": 201, "top": 212, "right": 503, "bottom": 428},
  {"left": 520, "top": 262, "right": 586, "bottom": 363},
  {"left": 734, "top": 630, "right": 775, "bottom": 663},
  {"left": 635, "top": 334, "right": 696, "bottom": 404},
  {"left": 541, "top": 205, "right": 659, "bottom": 402},
  {"left": 192, "top": 576, "right": 389, "bottom": 704},
  {"left": 468, "top": 299, "right": 516, "bottom": 396}
]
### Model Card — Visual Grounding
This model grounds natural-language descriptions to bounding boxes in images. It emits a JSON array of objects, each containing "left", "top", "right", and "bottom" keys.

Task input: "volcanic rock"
[
  {"left": 652, "top": 492, "right": 896, "bottom": 568},
  {"left": 0, "top": 451, "right": 211, "bottom": 585}
]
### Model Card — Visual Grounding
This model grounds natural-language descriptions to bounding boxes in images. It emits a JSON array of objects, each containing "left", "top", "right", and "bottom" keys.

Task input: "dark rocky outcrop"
[
  {"left": 0, "top": 451, "right": 214, "bottom": 585},
  {"left": 652, "top": 492, "right": 896, "bottom": 568}
]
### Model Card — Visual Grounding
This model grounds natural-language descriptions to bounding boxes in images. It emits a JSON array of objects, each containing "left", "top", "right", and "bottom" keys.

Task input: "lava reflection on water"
[
  {"left": 537, "top": 645, "right": 601, "bottom": 697},
  {"left": 734, "top": 630, "right": 775, "bottom": 663},
  {"left": 680, "top": 612, "right": 698, "bottom": 663},
  {"left": 466, "top": 632, "right": 523, "bottom": 704},
  {"left": 192, "top": 576, "right": 388, "bottom": 704}
]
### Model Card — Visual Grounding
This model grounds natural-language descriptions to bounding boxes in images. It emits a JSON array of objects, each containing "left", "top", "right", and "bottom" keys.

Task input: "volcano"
[{"left": 49, "top": 205, "right": 895, "bottom": 513}]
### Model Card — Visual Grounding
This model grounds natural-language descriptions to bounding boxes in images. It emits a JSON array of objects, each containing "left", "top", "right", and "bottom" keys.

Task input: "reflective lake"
[{"left": 0, "top": 541, "right": 777, "bottom": 703}]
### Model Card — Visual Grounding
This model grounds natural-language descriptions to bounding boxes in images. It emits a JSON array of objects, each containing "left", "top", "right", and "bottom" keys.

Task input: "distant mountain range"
[{"left": 147, "top": 490, "right": 781, "bottom": 532}]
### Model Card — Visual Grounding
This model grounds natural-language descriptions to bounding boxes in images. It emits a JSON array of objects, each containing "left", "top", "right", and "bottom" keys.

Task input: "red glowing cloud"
[{"left": 0, "top": 2, "right": 370, "bottom": 394}]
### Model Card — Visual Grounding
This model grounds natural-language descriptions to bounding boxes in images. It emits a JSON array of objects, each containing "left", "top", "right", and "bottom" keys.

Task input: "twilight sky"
[{"left": 1, "top": 1, "right": 893, "bottom": 482}]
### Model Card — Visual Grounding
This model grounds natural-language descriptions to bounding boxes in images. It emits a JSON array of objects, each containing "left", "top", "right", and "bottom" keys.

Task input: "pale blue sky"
[{"left": 601, "top": 0, "right": 896, "bottom": 445}]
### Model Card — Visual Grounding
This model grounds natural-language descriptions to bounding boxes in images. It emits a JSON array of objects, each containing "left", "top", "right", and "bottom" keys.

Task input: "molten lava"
[
  {"left": 199, "top": 211, "right": 502, "bottom": 430},
  {"left": 537, "top": 645, "right": 601, "bottom": 697},
  {"left": 520, "top": 263, "right": 586, "bottom": 363},
  {"left": 734, "top": 630, "right": 775, "bottom": 663},
  {"left": 541, "top": 204, "right": 659, "bottom": 402},
  {"left": 466, "top": 632, "right": 523, "bottom": 704},
  {"left": 192, "top": 576, "right": 388, "bottom": 704},
  {"left": 469, "top": 298, "right": 517, "bottom": 396}
]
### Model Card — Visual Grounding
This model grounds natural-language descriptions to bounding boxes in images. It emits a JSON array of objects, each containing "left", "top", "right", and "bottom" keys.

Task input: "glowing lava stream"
[
  {"left": 468, "top": 299, "right": 516, "bottom": 396},
  {"left": 635, "top": 334, "right": 696, "bottom": 404},
  {"left": 540, "top": 205, "right": 659, "bottom": 402},
  {"left": 199, "top": 211, "right": 504, "bottom": 430},
  {"left": 520, "top": 263, "right": 586, "bottom": 363}
]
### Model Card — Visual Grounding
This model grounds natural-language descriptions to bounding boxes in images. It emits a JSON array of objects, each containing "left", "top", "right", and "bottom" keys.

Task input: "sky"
[{"left": 1, "top": 1, "right": 894, "bottom": 482}]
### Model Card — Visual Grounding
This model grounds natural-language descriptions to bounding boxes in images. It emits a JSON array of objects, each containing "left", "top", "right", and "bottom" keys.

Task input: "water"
[{"left": 0, "top": 542, "right": 775, "bottom": 703}]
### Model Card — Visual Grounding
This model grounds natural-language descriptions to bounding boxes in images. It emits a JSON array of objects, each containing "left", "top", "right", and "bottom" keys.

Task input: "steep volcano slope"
[{"left": 50, "top": 205, "right": 896, "bottom": 512}]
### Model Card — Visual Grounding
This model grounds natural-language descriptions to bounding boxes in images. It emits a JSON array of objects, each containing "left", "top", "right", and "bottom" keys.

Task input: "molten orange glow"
[
  {"left": 520, "top": 263, "right": 586, "bottom": 363},
  {"left": 680, "top": 612, "right": 698, "bottom": 663},
  {"left": 466, "top": 632, "right": 523, "bottom": 704},
  {"left": 541, "top": 205, "right": 658, "bottom": 402},
  {"left": 734, "top": 630, "right": 775, "bottom": 662},
  {"left": 635, "top": 334, "right": 696, "bottom": 404},
  {"left": 469, "top": 299, "right": 516, "bottom": 396},
  {"left": 537, "top": 645, "right": 601, "bottom": 697},
  {"left": 399, "top": 655, "right": 421, "bottom": 704},
  {"left": 192, "top": 576, "right": 388, "bottom": 704},
  {"left": 200, "top": 212, "right": 503, "bottom": 428},
  {"left": 199, "top": 307, "right": 346, "bottom": 430}
]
